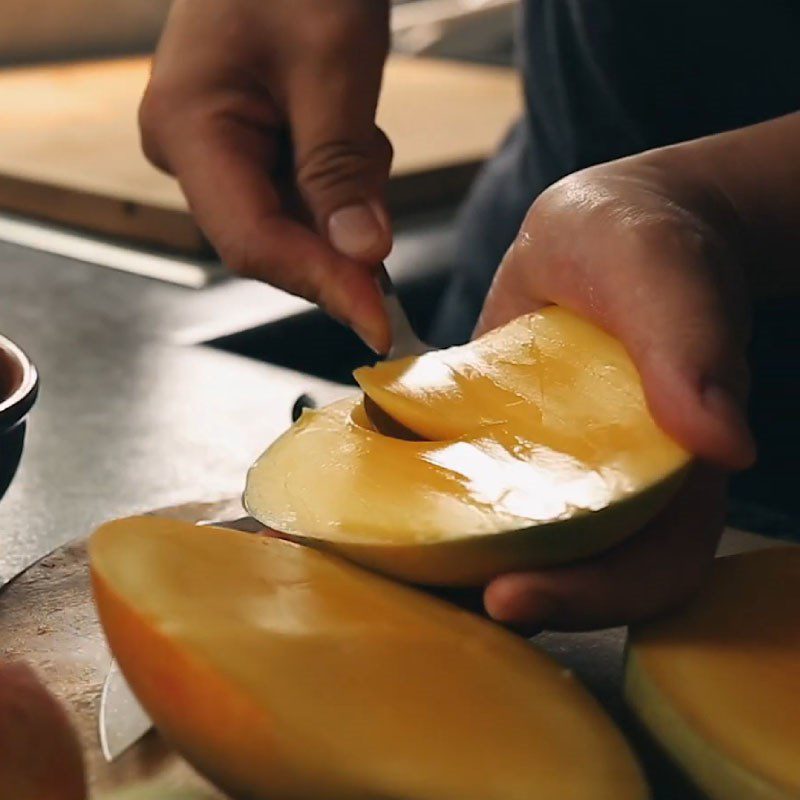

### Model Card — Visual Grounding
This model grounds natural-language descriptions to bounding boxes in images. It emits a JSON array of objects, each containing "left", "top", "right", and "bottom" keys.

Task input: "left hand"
[{"left": 477, "top": 153, "right": 755, "bottom": 630}]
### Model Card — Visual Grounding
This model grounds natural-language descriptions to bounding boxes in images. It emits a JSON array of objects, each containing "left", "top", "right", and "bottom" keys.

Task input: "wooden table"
[{"left": 0, "top": 55, "right": 521, "bottom": 253}]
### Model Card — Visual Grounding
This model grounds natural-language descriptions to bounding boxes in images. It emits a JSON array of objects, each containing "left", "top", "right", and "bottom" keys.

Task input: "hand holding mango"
[
  {"left": 473, "top": 114, "right": 800, "bottom": 629},
  {"left": 247, "top": 113, "right": 800, "bottom": 632}
]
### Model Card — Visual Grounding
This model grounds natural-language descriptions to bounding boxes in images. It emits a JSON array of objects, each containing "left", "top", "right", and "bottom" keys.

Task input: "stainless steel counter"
[{"left": 0, "top": 210, "right": 450, "bottom": 584}]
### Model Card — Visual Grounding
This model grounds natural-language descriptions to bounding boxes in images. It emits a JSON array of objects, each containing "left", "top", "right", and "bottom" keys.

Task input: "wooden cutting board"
[
  {"left": 0, "top": 495, "right": 780, "bottom": 799},
  {"left": 0, "top": 497, "right": 247, "bottom": 800},
  {"left": 0, "top": 55, "right": 521, "bottom": 254}
]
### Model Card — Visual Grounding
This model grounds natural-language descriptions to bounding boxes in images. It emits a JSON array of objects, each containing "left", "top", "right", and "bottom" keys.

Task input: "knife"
[
  {"left": 98, "top": 514, "right": 266, "bottom": 762},
  {"left": 99, "top": 659, "right": 152, "bottom": 762},
  {"left": 98, "top": 396, "right": 317, "bottom": 762},
  {"left": 376, "top": 263, "right": 432, "bottom": 359}
]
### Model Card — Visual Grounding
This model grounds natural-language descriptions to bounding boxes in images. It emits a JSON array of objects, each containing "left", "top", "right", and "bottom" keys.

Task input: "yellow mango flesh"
[
  {"left": 625, "top": 547, "right": 800, "bottom": 800},
  {"left": 246, "top": 308, "right": 688, "bottom": 585},
  {"left": 90, "top": 517, "right": 648, "bottom": 800},
  {"left": 356, "top": 307, "right": 678, "bottom": 479}
]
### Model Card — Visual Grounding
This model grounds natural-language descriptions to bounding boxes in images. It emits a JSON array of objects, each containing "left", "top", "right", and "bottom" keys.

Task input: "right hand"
[{"left": 140, "top": 0, "right": 393, "bottom": 352}]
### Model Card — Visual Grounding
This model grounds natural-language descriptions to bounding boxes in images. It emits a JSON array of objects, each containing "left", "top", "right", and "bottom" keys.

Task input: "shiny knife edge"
[
  {"left": 99, "top": 659, "right": 152, "bottom": 762},
  {"left": 98, "top": 515, "right": 263, "bottom": 762},
  {"left": 99, "top": 390, "right": 314, "bottom": 763}
]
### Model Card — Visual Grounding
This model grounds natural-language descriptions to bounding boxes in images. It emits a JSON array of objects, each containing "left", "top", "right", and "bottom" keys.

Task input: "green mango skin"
[{"left": 269, "top": 466, "right": 689, "bottom": 587}]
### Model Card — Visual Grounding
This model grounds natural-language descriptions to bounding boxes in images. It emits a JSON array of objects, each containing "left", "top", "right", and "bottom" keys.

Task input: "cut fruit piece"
[
  {"left": 91, "top": 516, "right": 649, "bottom": 800},
  {"left": 246, "top": 307, "right": 689, "bottom": 585},
  {"left": 356, "top": 306, "right": 661, "bottom": 448},
  {"left": 625, "top": 546, "right": 800, "bottom": 800}
]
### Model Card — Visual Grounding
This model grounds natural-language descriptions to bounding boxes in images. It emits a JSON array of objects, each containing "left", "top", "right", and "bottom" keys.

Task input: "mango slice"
[
  {"left": 91, "top": 517, "right": 649, "bottom": 800},
  {"left": 625, "top": 547, "right": 800, "bottom": 800},
  {"left": 245, "top": 308, "right": 688, "bottom": 585}
]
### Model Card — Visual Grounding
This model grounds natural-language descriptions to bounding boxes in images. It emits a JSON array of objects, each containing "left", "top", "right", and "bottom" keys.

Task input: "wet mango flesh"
[
  {"left": 90, "top": 517, "right": 649, "bottom": 800},
  {"left": 245, "top": 307, "right": 689, "bottom": 585},
  {"left": 625, "top": 547, "right": 800, "bottom": 800}
]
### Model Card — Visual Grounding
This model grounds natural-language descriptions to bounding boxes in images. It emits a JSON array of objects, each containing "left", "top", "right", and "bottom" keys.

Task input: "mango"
[
  {"left": 246, "top": 308, "right": 688, "bottom": 585},
  {"left": 90, "top": 517, "right": 649, "bottom": 800},
  {"left": 625, "top": 547, "right": 800, "bottom": 800}
]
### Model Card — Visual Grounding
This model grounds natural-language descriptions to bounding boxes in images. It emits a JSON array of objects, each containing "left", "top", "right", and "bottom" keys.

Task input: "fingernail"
[
  {"left": 484, "top": 580, "right": 556, "bottom": 626},
  {"left": 328, "top": 203, "right": 384, "bottom": 259},
  {"left": 352, "top": 318, "right": 386, "bottom": 355},
  {"left": 369, "top": 199, "right": 391, "bottom": 235},
  {"left": 702, "top": 382, "right": 757, "bottom": 465}
]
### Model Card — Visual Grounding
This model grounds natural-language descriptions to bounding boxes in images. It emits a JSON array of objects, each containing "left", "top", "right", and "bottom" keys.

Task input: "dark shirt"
[{"left": 432, "top": 0, "right": 800, "bottom": 345}]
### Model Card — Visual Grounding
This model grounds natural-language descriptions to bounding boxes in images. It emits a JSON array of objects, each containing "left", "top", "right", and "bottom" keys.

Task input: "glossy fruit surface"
[
  {"left": 626, "top": 547, "right": 800, "bottom": 800},
  {"left": 91, "top": 516, "right": 649, "bottom": 800},
  {"left": 246, "top": 308, "right": 688, "bottom": 585}
]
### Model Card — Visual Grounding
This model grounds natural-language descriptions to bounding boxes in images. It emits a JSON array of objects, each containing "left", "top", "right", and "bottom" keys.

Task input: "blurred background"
[{"left": 0, "top": 0, "right": 517, "bottom": 65}]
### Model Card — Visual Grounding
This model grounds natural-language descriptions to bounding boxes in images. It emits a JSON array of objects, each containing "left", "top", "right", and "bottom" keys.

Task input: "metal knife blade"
[
  {"left": 376, "top": 263, "right": 433, "bottom": 359},
  {"left": 99, "top": 659, "right": 151, "bottom": 762},
  {"left": 98, "top": 514, "right": 266, "bottom": 761},
  {"left": 98, "top": 394, "right": 310, "bottom": 762}
]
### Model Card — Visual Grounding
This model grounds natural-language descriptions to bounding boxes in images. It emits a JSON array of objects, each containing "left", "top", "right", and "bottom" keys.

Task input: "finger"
[
  {"left": 156, "top": 114, "right": 389, "bottom": 353},
  {"left": 480, "top": 203, "right": 755, "bottom": 469},
  {"left": 601, "top": 229, "right": 754, "bottom": 470},
  {"left": 287, "top": 12, "right": 393, "bottom": 262},
  {"left": 484, "top": 466, "right": 726, "bottom": 630}
]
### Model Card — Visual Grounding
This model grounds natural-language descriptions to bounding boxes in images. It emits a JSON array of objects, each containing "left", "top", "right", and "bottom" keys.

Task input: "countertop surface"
[{"left": 0, "top": 212, "right": 454, "bottom": 584}]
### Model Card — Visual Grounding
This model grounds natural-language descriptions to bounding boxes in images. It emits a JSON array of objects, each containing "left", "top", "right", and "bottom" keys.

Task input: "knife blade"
[
  {"left": 98, "top": 393, "right": 315, "bottom": 761},
  {"left": 97, "top": 514, "right": 265, "bottom": 762},
  {"left": 99, "top": 659, "right": 152, "bottom": 762}
]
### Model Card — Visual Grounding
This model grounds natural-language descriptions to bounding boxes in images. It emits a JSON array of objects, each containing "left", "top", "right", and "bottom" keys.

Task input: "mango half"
[
  {"left": 625, "top": 546, "right": 800, "bottom": 800},
  {"left": 246, "top": 308, "right": 689, "bottom": 585},
  {"left": 90, "top": 517, "right": 648, "bottom": 800}
]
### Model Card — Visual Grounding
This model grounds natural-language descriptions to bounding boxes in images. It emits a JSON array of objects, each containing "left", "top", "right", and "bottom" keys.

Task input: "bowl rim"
[{"left": 0, "top": 334, "right": 39, "bottom": 430}]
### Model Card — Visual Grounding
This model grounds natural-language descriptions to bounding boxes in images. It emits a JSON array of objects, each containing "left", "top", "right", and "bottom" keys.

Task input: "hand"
[
  {"left": 0, "top": 661, "right": 86, "bottom": 799},
  {"left": 477, "top": 154, "right": 756, "bottom": 630},
  {"left": 140, "top": 0, "right": 393, "bottom": 351}
]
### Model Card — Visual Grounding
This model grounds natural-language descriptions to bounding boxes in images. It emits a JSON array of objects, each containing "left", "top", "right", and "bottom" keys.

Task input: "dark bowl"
[{"left": 0, "top": 335, "right": 38, "bottom": 502}]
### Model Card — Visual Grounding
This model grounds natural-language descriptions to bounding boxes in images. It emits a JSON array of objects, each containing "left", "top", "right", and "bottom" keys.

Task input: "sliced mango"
[
  {"left": 91, "top": 517, "right": 648, "bottom": 800},
  {"left": 625, "top": 547, "right": 800, "bottom": 800},
  {"left": 246, "top": 308, "right": 688, "bottom": 585}
]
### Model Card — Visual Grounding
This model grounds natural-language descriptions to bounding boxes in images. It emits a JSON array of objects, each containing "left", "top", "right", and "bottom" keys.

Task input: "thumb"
[
  {"left": 593, "top": 232, "right": 756, "bottom": 471},
  {"left": 288, "top": 57, "right": 393, "bottom": 263}
]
